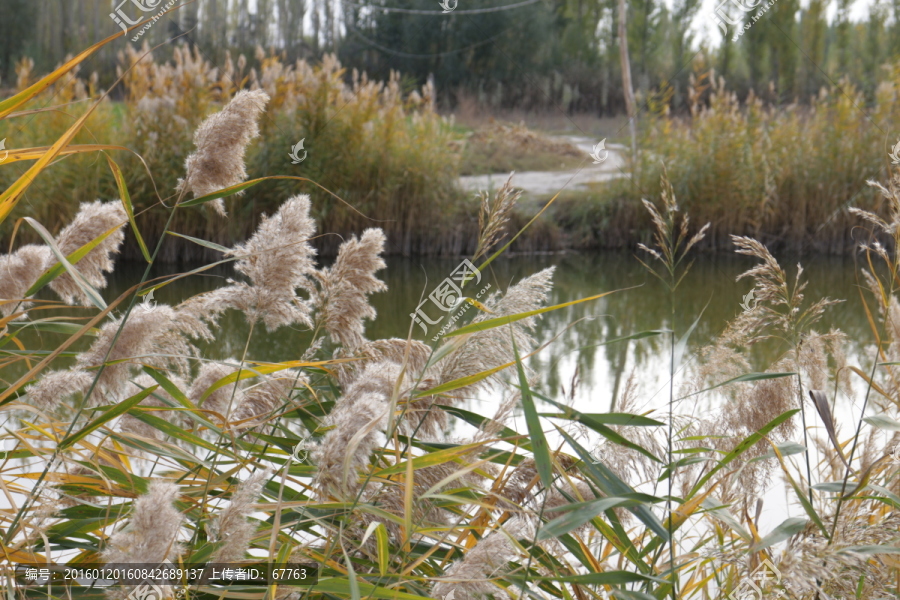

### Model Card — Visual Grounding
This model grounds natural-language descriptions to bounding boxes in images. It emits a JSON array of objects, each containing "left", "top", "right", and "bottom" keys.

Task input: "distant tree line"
[{"left": 3, "top": 0, "right": 900, "bottom": 113}]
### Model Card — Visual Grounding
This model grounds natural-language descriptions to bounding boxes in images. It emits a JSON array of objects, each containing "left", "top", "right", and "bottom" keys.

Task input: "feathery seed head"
[
  {"left": 0, "top": 244, "right": 52, "bottom": 318},
  {"left": 119, "top": 373, "right": 189, "bottom": 440},
  {"left": 638, "top": 168, "right": 709, "bottom": 288},
  {"left": 474, "top": 174, "right": 520, "bottom": 260},
  {"left": 26, "top": 369, "right": 93, "bottom": 411},
  {"left": 313, "top": 228, "right": 387, "bottom": 349},
  {"left": 102, "top": 480, "right": 184, "bottom": 565},
  {"left": 436, "top": 267, "right": 555, "bottom": 396},
  {"left": 232, "top": 370, "right": 304, "bottom": 426},
  {"left": 222, "top": 195, "right": 317, "bottom": 330},
  {"left": 177, "top": 89, "right": 271, "bottom": 215},
  {"left": 311, "top": 360, "right": 408, "bottom": 498},
  {"left": 51, "top": 201, "right": 127, "bottom": 306},
  {"left": 209, "top": 469, "right": 271, "bottom": 564},
  {"left": 188, "top": 360, "right": 247, "bottom": 418},
  {"left": 76, "top": 303, "right": 193, "bottom": 403}
]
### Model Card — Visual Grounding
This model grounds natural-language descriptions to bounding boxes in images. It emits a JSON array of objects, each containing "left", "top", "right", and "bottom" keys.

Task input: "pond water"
[
  {"left": 14, "top": 249, "right": 872, "bottom": 414},
  {"left": 4, "top": 249, "right": 886, "bottom": 539}
]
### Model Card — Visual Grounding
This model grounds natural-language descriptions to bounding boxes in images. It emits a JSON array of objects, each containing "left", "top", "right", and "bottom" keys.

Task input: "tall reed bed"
[
  {"left": 2, "top": 32, "right": 900, "bottom": 600},
  {"left": 556, "top": 70, "right": 900, "bottom": 254},
  {"left": 0, "top": 44, "right": 462, "bottom": 261}
]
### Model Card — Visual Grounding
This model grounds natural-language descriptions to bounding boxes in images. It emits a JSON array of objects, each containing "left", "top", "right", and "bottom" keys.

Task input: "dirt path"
[{"left": 458, "top": 135, "right": 629, "bottom": 195}]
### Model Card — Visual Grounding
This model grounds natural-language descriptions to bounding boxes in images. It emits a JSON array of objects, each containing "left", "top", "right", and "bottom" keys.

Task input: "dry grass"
[
  {"left": 556, "top": 71, "right": 900, "bottom": 254},
  {"left": 457, "top": 121, "right": 587, "bottom": 175},
  {"left": 0, "top": 46, "right": 464, "bottom": 260}
]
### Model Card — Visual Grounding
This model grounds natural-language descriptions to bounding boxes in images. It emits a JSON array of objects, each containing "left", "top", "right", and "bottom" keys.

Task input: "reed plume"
[
  {"left": 102, "top": 481, "right": 184, "bottom": 600},
  {"left": 436, "top": 267, "right": 555, "bottom": 395},
  {"left": 473, "top": 174, "right": 520, "bottom": 260},
  {"left": 102, "top": 480, "right": 184, "bottom": 564},
  {"left": 311, "top": 361, "right": 401, "bottom": 498},
  {"left": 217, "top": 195, "right": 317, "bottom": 331},
  {"left": 312, "top": 228, "right": 387, "bottom": 350},
  {"left": 768, "top": 510, "right": 900, "bottom": 598},
  {"left": 1, "top": 201, "right": 126, "bottom": 319},
  {"left": 27, "top": 303, "right": 195, "bottom": 409},
  {"left": 118, "top": 373, "right": 188, "bottom": 441},
  {"left": 177, "top": 89, "right": 271, "bottom": 216},
  {"left": 0, "top": 244, "right": 52, "bottom": 318},
  {"left": 49, "top": 200, "right": 127, "bottom": 306},
  {"left": 731, "top": 236, "right": 839, "bottom": 341},
  {"left": 431, "top": 519, "right": 529, "bottom": 600},
  {"left": 232, "top": 370, "right": 304, "bottom": 426},
  {"left": 186, "top": 360, "right": 303, "bottom": 427},
  {"left": 188, "top": 360, "right": 247, "bottom": 418},
  {"left": 173, "top": 195, "right": 317, "bottom": 338},
  {"left": 209, "top": 469, "right": 271, "bottom": 563},
  {"left": 332, "top": 337, "right": 432, "bottom": 390}
]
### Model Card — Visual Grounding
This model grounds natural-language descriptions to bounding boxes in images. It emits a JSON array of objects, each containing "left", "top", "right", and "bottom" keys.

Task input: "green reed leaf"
[
  {"left": 23, "top": 217, "right": 107, "bottom": 309},
  {"left": 542, "top": 397, "right": 661, "bottom": 463},
  {"left": 59, "top": 385, "right": 157, "bottom": 449},
  {"left": 863, "top": 414, "right": 900, "bottom": 431},
  {"left": 167, "top": 231, "right": 230, "bottom": 253},
  {"left": 446, "top": 289, "right": 627, "bottom": 337},
  {"left": 514, "top": 336, "right": 553, "bottom": 488},
  {"left": 688, "top": 372, "right": 797, "bottom": 397},
  {"left": 749, "top": 517, "right": 807, "bottom": 552},
  {"left": 560, "top": 428, "right": 669, "bottom": 542},
  {"left": 538, "top": 497, "right": 640, "bottom": 540},
  {"left": 106, "top": 155, "right": 150, "bottom": 262}
]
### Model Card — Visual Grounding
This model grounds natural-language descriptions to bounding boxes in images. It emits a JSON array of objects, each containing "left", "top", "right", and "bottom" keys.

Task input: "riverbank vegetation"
[
  {"left": 8, "top": 0, "right": 900, "bottom": 118},
  {"left": 3, "top": 33, "right": 900, "bottom": 600},
  {"left": 0, "top": 46, "right": 462, "bottom": 261},
  {"left": 5, "top": 49, "right": 900, "bottom": 259},
  {"left": 554, "top": 70, "right": 899, "bottom": 253}
]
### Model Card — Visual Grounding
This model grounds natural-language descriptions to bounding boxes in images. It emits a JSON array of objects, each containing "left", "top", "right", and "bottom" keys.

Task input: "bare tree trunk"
[
  {"left": 311, "top": 0, "right": 320, "bottom": 54},
  {"left": 182, "top": 0, "right": 200, "bottom": 46},
  {"left": 59, "top": 0, "right": 70, "bottom": 59},
  {"left": 617, "top": 0, "right": 637, "bottom": 160},
  {"left": 238, "top": 0, "right": 250, "bottom": 48},
  {"left": 210, "top": 0, "right": 219, "bottom": 49},
  {"left": 257, "top": 0, "right": 270, "bottom": 48}
]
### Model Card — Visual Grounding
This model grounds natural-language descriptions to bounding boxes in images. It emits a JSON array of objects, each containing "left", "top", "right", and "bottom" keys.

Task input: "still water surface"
[
  {"left": 87, "top": 250, "right": 870, "bottom": 415},
  {"left": 8, "top": 250, "right": 880, "bottom": 535}
]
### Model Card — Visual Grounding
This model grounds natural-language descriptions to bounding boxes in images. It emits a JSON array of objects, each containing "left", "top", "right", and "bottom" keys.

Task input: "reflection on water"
[
  {"left": 5, "top": 250, "right": 877, "bottom": 540},
  {"left": 11, "top": 250, "right": 872, "bottom": 413}
]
